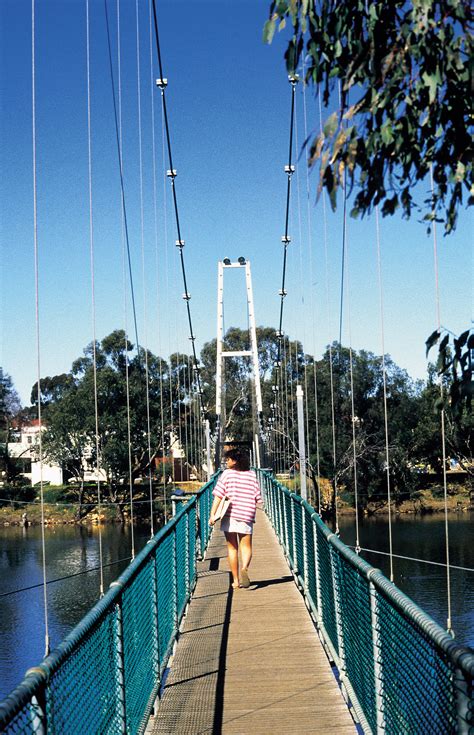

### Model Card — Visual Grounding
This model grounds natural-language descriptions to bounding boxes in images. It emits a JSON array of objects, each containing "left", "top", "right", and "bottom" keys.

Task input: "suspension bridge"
[{"left": 1, "top": 0, "right": 473, "bottom": 733}]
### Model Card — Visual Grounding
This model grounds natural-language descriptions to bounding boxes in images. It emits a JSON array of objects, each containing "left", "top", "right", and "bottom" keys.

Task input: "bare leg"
[
  {"left": 239, "top": 533, "right": 253, "bottom": 572},
  {"left": 224, "top": 532, "right": 239, "bottom": 587}
]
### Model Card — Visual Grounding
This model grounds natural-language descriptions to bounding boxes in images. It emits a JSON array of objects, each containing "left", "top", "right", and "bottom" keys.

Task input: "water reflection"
[{"left": 0, "top": 524, "right": 150, "bottom": 701}]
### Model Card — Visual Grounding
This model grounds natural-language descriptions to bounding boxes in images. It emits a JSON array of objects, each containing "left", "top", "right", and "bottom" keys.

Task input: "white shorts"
[{"left": 220, "top": 516, "right": 254, "bottom": 535}]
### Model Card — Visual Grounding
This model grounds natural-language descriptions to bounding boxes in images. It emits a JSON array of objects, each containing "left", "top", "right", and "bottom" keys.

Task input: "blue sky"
[{"left": 1, "top": 0, "right": 472, "bottom": 405}]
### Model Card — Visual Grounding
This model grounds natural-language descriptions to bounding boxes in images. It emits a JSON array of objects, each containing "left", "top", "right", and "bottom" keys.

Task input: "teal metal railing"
[
  {"left": 258, "top": 469, "right": 474, "bottom": 734},
  {"left": 0, "top": 475, "right": 218, "bottom": 735}
]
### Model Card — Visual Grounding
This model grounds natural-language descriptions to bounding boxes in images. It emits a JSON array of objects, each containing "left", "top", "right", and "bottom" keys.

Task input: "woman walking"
[{"left": 209, "top": 448, "right": 262, "bottom": 588}]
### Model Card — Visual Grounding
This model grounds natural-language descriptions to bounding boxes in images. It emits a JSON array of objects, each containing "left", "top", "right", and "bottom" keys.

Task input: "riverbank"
[
  {"left": 0, "top": 484, "right": 470, "bottom": 525},
  {"left": 0, "top": 482, "right": 202, "bottom": 526}
]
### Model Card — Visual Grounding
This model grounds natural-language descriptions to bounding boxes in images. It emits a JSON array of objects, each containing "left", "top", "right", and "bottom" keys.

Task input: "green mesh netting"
[
  {"left": 316, "top": 525, "right": 339, "bottom": 656},
  {"left": 122, "top": 558, "right": 158, "bottom": 734},
  {"left": 293, "top": 500, "right": 305, "bottom": 583},
  {"left": 175, "top": 519, "right": 188, "bottom": 619},
  {"left": 188, "top": 504, "right": 196, "bottom": 588},
  {"left": 332, "top": 553, "right": 376, "bottom": 732},
  {"left": 376, "top": 588, "right": 457, "bottom": 734},
  {"left": 283, "top": 491, "right": 294, "bottom": 564},
  {"left": 156, "top": 532, "right": 177, "bottom": 672},
  {"left": 46, "top": 608, "right": 123, "bottom": 734},
  {"left": 303, "top": 510, "right": 317, "bottom": 612}
]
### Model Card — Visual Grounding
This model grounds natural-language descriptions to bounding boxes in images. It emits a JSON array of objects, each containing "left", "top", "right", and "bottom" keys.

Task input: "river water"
[{"left": 0, "top": 512, "right": 473, "bottom": 702}]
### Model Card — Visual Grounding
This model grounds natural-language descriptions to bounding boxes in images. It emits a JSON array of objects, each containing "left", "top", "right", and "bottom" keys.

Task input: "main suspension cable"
[
  {"left": 104, "top": 0, "right": 141, "bottom": 359},
  {"left": 150, "top": 0, "right": 204, "bottom": 410}
]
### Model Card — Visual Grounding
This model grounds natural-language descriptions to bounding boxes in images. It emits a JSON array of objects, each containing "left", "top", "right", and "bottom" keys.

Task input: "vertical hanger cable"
[
  {"left": 86, "top": 0, "right": 105, "bottom": 590},
  {"left": 32, "top": 0, "right": 50, "bottom": 657}
]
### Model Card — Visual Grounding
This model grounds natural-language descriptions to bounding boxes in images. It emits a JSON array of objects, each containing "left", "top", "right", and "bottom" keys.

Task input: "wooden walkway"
[{"left": 148, "top": 509, "right": 357, "bottom": 734}]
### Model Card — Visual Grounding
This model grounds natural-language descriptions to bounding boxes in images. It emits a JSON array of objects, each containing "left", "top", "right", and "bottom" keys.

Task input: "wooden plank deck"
[{"left": 148, "top": 509, "right": 357, "bottom": 734}]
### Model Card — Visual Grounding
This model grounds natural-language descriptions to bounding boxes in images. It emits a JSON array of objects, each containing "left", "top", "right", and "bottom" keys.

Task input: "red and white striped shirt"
[{"left": 213, "top": 469, "right": 262, "bottom": 524}]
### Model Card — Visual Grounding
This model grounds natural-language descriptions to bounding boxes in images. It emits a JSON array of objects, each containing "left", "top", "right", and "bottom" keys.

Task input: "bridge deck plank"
[{"left": 148, "top": 509, "right": 357, "bottom": 734}]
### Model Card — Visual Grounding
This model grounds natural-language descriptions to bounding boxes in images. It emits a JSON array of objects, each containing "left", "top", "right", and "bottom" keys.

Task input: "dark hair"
[{"left": 224, "top": 448, "right": 250, "bottom": 471}]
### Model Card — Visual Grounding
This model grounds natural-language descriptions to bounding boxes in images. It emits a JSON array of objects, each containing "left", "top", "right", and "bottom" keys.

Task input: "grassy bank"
[{"left": 0, "top": 481, "right": 203, "bottom": 526}]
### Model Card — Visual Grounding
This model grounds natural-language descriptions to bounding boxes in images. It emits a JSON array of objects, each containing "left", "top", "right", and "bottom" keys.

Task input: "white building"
[{"left": 7, "top": 421, "right": 63, "bottom": 486}]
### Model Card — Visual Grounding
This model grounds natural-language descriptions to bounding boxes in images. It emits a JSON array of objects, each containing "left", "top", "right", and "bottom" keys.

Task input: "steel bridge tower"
[{"left": 215, "top": 257, "right": 263, "bottom": 467}]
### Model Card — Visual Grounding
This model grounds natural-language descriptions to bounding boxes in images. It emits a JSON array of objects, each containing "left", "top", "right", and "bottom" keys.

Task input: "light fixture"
[
  {"left": 238, "top": 256, "right": 246, "bottom": 265},
  {"left": 223, "top": 257, "right": 231, "bottom": 265}
]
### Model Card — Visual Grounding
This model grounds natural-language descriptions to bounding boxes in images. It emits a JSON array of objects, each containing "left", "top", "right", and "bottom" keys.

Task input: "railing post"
[
  {"left": 173, "top": 527, "right": 178, "bottom": 633},
  {"left": 109, "top": 584, "right": 127, "bottom": 732},
  {"left": 185, "top": 509, "right": 190, "bottom": 599},
  {"left": 369, "top": 577, "right": 385, "bottom": 733},
  {"left": 329, "top": 544, "right": 346, "bottom": 681},
  {"left": 282, "top": 488, "right": 288, "bottom": 553},
  {"left": 291, "top": 496, "right": 297, "bottom": 573},
  {"left": 312, "top": 518, "right": 322, "bottom": 625},
  {"left": 150, "top": 553, "right": 161, "bottom": 713},
  {"left": 301, "top": 502, "right": 309, "bottom": 598},
  {"left": 29, "top": 691, "right": 47, "bottom": 734},
  {"left": 454, "top": 666, "right": 471, "bottom": 734}
]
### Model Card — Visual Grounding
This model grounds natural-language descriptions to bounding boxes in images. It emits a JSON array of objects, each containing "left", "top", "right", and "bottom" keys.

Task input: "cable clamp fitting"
[
  {"left": 275, "top": 331, "right": 284, "bottom": 339},
  {"left": 284, "top": 165, "right": 295, "bottom": 174},
  {"left": 167, "top": 169, "right": 177, "bottom": 179},
  {"left": 156, "top": 78, "right": 168, "bottom": 89},
  {"left": 288, "top": 73, "right": 300, "bottom": 85},
  {"left": 281, "top": 235, "right": 291, "bottom": 244},
  {"left": 182, "top": 292, "right": 191, "bottom": 301},
  {"left": 175, "top": 239, "right": 185, "bottom": 248},
  {"left": 278, "top": 289, "right": 287, "bottom": 297}
]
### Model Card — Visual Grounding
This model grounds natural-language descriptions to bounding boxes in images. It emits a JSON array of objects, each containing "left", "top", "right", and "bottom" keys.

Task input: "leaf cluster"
[
  {"left": 264, "top": 0, "right": 472, "bottom": 232},
  {"left": 425, "top": 326, "right": 473, "bottom": 417}
]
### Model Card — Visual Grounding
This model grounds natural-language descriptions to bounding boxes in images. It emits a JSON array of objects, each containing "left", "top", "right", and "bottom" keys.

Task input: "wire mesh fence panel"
[
  {"left": 375, "top": 587, "right": 459, "bottom": 734},
  {"left": 197, "top": 477, "right": 215, "bottom": 556},
  {"left": 268, "top": 478, "right": 277, "bottom": 530},
  {"left": 246, "top": 472, "right": 473, "bottom": 734},
  {"left": 156, "top": 532, "right": 177, "bottom": 673},
  {"left": 333, "top": 552, "right": 377, "bottom": 732},
  {"left": 188, "top": 504, "right": 196, "bottom": 588},
  {"left": 315, "top": 521, "right": 339, "bottom": 657},
  {"left": 283, "top": 490, "right": 294, "bottom": 566},
  {"left": 302, "top": 506, "right": 317, "bottom": 612},
  {"left": 122, "top": 557, "right": 158, "bottom": 734},
  {"left": 45, "top": 608, "right": 123, "bottom": 735},
  {"left": 292, "top": 497, "right": 305, "bottom": 585},
  {"left": 198, "top": 492, "right": 208, "bottom": 556},
  {"left": 175, "top": 516, "right": 188, "bottom": 619}
]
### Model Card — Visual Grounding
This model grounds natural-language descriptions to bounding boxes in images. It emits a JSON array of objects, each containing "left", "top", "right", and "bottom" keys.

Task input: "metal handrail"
[{"left": 258, "top": 469, "right": 474, "bottom": 734}]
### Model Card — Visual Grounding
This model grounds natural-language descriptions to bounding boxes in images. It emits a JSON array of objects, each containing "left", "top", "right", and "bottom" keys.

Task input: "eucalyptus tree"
[
  {"left": 0, "top": 368, "right": 22, "bottom": 482},
  {"left": 32, "top": 331, "right": 173, "bottom": 520},
  {"left": 264, "top": 0, "right": 472, "bottom": 233},
  {"left": 302, "top": 345, "right": 423, "bottom": 511}
]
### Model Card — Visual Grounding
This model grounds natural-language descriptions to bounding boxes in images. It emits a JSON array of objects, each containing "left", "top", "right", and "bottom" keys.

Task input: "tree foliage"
[
  {"left": 0, "top": 368, "right": 22, "bottom": 481},
  {"left": 264, "top": 1, "right": 472, "bottom": 232},
  {"left": 29, "top": 332, "right": 203, "bottom": 518},
  {"left": 14, "top": 324, "right": 471, "bottom": 517}
]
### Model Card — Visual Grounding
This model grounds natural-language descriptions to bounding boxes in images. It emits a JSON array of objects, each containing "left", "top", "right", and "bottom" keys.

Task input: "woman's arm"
[{"left": 209, "top": 495, "right": 222, "bottom": 526}]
